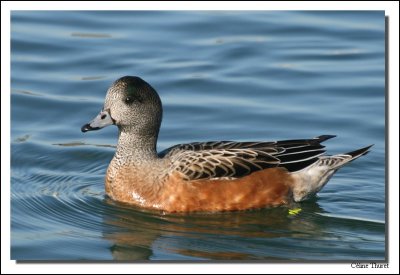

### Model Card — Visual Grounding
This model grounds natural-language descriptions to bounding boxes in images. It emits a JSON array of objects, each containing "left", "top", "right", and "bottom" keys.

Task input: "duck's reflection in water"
[{"left": 102, "top": 198, "right": 327, "bottom": 260}]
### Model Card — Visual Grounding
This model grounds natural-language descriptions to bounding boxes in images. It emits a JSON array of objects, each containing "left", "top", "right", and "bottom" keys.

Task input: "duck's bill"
[{"left": 81, "top": 109, "right": 114, "bottom": 132}]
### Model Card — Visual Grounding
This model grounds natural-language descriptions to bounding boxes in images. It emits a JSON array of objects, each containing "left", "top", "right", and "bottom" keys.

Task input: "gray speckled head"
[
  {"left": 105, "top": 76, "right": 162, "bottom": 136},
  {"left": 82, "top": 76, "right": 163, "bottom": 138}
]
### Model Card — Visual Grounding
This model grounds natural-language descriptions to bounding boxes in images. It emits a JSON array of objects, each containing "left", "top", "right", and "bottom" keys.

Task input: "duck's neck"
[
  {"left": 106, "top": 128, "right": 163, "bottom": 202},
  {"left": 114, "top": 128, "right": 159, "bottom": 163}
]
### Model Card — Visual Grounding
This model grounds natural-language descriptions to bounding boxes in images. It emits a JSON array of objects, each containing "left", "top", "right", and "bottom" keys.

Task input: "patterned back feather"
[{"left": 160, "top": 135, "right": 335, "bottom": 181}]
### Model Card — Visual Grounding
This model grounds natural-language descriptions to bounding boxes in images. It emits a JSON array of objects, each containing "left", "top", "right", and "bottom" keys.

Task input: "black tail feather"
[
  {"left": 345, "top": 144, "right": 374, "bottom": 158},
  {"left": 314, "top": 135, "right": 337, "bottom": 143}
]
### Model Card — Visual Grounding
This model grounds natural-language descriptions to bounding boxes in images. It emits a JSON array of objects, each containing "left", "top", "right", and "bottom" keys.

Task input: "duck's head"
[{"left": 81, "top": 76, "right": 162, "bottom": 137}]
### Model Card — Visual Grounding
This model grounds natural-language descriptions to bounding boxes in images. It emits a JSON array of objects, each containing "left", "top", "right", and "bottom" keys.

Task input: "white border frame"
[{"left": 2, "top": 1, "right": 398, "bottom": 274}]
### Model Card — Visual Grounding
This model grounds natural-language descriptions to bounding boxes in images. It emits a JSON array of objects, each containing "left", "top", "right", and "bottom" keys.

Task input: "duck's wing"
[{"left": 160, "top": 135, "right": 335, "bottom": 181}]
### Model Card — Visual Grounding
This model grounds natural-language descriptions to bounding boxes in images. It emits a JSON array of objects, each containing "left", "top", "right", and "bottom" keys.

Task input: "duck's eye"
[{"left": 124, "top": 96, "right": 133, "bottom": 104}]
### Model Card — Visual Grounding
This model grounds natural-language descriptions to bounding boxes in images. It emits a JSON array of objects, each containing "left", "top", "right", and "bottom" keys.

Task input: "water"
[{"left": 11, "top": 11, "right": 385, "bottom": 261}]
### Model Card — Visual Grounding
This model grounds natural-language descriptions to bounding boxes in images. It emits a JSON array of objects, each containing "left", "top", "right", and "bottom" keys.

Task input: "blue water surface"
[{"left": 11, "top": 11, "right": 385, "bottom": 261}]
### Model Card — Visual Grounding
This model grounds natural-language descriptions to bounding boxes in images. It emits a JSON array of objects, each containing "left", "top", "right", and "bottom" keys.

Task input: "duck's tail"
[
  {"left": 342, "top": 144, "right": 373, "bottom": 162},
  {"left": 290, "top": 144, "right": 373, "bottom": 202}
]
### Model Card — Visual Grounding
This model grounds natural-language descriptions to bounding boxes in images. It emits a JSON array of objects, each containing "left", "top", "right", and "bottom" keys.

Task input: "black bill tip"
[{"left": 81, "top": 123, "right": 99, "bottom": 133}]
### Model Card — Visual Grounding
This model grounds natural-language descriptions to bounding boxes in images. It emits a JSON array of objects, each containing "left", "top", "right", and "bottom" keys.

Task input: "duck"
[{"left": 81, "top": 76, "right": 372, "bottom": 212}]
